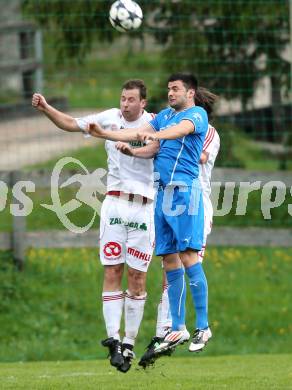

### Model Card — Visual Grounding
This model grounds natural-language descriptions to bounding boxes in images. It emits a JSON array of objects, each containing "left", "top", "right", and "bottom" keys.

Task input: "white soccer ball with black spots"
[{"left": 109, "top": 0, "right": 143, "bottom": 32}]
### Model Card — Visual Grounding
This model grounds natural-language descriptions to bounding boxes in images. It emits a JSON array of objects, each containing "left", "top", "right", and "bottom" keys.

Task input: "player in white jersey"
[
  {"left": 32, "top": 80, "right": 158, "bottom": 373},
  {"left": 198, "top": 124, "right": 220, "bottom": 260}
]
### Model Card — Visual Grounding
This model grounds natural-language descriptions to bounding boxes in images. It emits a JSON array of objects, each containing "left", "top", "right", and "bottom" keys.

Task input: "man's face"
[
  {"left": 120, "top": 88, "right": 146, "bottom": 122},
  {"left": 168, "top": 80, "right": 195, "bottom": 111}
]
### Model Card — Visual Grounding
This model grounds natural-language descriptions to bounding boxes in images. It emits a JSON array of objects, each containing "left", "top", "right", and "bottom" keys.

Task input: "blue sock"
[
  {"left": 165, "top": 268, "right": 186, "bottom": 331},
  {"left": 185, "top": 262, "right": 208, "bottom": 330}
]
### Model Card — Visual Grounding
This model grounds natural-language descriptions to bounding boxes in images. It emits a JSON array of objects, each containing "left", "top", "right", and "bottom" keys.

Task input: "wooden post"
[
  {"left": 10, "top": 171, "right": 26, "bottom": 270},
  {"left": 34, "top": 29, "right": 43, "bottom": 93}
]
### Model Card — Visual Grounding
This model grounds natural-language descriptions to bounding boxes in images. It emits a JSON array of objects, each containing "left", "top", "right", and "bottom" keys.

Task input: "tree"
[
  {"left": 143, "top": 1, "right": 290, "bottom": 107},
  {"left": 23, "top": 0, "right": 290, "bottom": 110},
  {"left": 22, "top": 0, "right": 117, "bottom": 61}
]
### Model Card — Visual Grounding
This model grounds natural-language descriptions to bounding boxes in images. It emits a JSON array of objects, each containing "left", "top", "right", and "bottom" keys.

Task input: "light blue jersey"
[
  {"left": 150, "top": 106, "right": 208, "bottom": 186},
  {"left": 150, "top": 101, "right": 210, "bottom": 334}
]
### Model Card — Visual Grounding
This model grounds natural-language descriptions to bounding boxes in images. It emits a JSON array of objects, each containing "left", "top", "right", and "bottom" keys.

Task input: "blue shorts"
[{"left": 154, "top": 182, "right": 204, "bottom": 256}]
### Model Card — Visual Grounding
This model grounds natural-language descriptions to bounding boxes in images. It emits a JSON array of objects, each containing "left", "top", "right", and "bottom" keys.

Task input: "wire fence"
[
  {"left": 0, "top": 0, "right": 291, "bottom": 167},
  {"left": 0, "top": 0, "right": 291, "bottom": 234}
]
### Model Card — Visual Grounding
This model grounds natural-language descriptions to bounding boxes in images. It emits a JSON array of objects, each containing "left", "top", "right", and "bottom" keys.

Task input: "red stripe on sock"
[
  {"left": 125, "top": 294, "right": 146, "bottom": 301},
  {"left": 102, "top": 294, "right": 125, "bottom": 301}
]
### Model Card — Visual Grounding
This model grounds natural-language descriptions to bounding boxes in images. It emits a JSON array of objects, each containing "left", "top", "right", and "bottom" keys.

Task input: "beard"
[
  {"left": 168, "top": 96, "right": 187, "bottom": 111},
  {"left": 169, "top": 101, "right": 183, "bottom": 111}
]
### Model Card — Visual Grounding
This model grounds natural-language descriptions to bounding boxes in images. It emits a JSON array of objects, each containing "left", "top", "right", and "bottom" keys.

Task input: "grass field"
[
  {"left": 0, "top": 355, "right": 291, "bottom": 390},
  {"left": 44, "top": 49, "right": 165, "bottom": 110},
  {"left": 1, "top": 247, "right": 291, "bottom": 363}
]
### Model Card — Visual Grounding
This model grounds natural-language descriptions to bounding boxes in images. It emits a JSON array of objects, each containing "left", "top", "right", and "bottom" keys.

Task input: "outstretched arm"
[
  {"left": 116, "top": 140, "right": 159, "bottom": 159},
  {"left": 139, "top": 120, "right": 195, "bottom": 142},
  {"left": 32, "top": 93, "right": 80, "bottom": 132},
  {"left": 88, "top": 122, "right": 155, "bottom": 142}
]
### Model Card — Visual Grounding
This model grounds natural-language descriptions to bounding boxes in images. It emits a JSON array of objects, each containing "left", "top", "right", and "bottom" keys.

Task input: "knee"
[
  {"left": 128, "top": 268, "right": 146, "bottom": 296},
  {"left": 180, "top": 249, "right": 199, "bottom": 267},
  {"left": 163, "top": 253, "right": 181, "bottom": 270},
  {"left": 104, "top": 264, "right": 123, "bottom": 285}
]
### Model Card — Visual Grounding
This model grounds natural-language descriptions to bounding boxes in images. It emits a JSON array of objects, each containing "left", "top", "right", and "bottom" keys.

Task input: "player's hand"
[
  {"left": 137, "top": 131, "right": 158, "bottom": 143},
  {"left": 32, "top": 93, "right": 48, "bottom": 111},
  {"left": 116, "top": 142, "right": 135, "bottom": 156},
  {"left": 88, "top": 123, "right": 105, "bottom": 138}
]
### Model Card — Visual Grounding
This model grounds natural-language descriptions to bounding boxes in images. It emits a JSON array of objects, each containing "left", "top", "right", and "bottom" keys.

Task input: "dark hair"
[
  {"left": 122, "top": 79, "right": 147, "bottom": 100},
  {"left": 195, "top": 87, "right": 218, "bottom": 117},
  {"left": 167, "top": 73, "right": 198, "bottom": 91}
]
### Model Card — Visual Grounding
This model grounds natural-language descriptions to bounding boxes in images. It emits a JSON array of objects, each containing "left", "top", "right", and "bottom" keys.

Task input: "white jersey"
[
  {"left": 76, "top": 108, "right": 155, "bottom": 200},
  {"left": 199, "top": 125, "right": 220, "bottom": 222}
]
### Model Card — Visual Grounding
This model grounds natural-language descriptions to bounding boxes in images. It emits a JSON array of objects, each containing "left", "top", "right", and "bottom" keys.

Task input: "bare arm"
[
  {"left": 88, "top": 122, "right": 154, "bottom": 142},
  {"left": 32, "top": 93, "right": 80, "bottom": 132},
  {"left": 140, "top": 119, "right": 195, "bottom": 142},
  {"left": 116, "top": 141, "right": 160, "bottom": 159}
]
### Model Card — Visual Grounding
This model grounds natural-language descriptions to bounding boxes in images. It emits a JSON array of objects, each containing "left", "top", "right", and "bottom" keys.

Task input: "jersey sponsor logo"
[
  {"left": 103, "top": 241, "right": 122, "bottom": 258},
  {"left": 193, "top": 113, "right": 203, "bottom": 122},
  {"left": 128, "top": 140, "right": 144, "bottom": 148},
  {"left": 109, "top": 218, "right": 147, "bottom": 231},
  {"left": 127, "top": 247, "right": 152, "bottom": 262}
]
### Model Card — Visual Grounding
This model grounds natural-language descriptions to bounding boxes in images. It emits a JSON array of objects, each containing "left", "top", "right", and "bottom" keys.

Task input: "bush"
[{"left": 212, "top": 121, "right": 246, "bottom": 168}]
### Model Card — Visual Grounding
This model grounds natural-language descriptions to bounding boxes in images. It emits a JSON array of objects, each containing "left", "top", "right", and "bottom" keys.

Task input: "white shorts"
[{"left": 99, "top": 195, "right": 155, "bottom": 272}]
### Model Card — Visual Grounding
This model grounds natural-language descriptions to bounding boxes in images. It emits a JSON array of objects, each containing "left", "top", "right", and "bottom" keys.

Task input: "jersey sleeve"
[
  {"left": 75, "top": 109, "right": 118, "bottom": 138},
  {"left": 182, "top": 107, "right": 208, "bottom": 134},
  {"left": 149, "top": 113, "right": 160, "bottom": 131},
  {"left": 203, "top": 126, "right": 216, "bottom": 153},
  {"left": 204, "top": 127, "right": 220, "bottom": 161},
  {"left": 149, "top": 109, "right": 167, "bottom": 132}
]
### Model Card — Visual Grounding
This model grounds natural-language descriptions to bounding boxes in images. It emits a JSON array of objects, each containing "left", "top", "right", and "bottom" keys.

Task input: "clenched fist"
[
  {"left": 116, "top": 142, "right": 135, "bottom": 156},
  {"left": 32, "top": 93, "right": 48, "bottom": 111}
]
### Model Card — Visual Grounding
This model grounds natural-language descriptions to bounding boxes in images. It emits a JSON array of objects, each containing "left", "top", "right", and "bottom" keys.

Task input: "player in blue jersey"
[{"left": 88, "top": 73, "right": 211, "bottom": 356}]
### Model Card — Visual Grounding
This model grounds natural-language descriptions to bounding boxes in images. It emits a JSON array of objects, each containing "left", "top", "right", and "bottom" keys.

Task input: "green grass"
[
  {"left": 0, "top": 247, "right": 291, "bottom": 363},
  {"left": 233, "top": 137, "right": 277, "bottom": 171},
  {"left": 213, "top": 186, "right": 292, "bottom": 228},
  {"left": 0, "top": 188, "right": 102, "bottom": 233},
  {"left": 25, "top": 142, "right": 108, "bottom": 171},
  {"left": 1, "top": 143, "right": 108, "bottom": 232},
  {"left": 0, "top": 355, "right": 291, "bottom": 390},
  {"left": 44, "top": 50, "right": 165, "bottom": 109},
  {"left": 232, "top": 136, "right": 292, "bottom": 171}
]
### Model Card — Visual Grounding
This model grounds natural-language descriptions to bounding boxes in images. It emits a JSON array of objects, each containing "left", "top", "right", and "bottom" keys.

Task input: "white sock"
[
  {"left": 156, "top": 283, "right": 172, "bottom": 338},
  {"left": 102, "top": 291, "right": 125, "bottom": 341},
  {"left": 123, "top": 289, "right": 147, "bottom": 346}
]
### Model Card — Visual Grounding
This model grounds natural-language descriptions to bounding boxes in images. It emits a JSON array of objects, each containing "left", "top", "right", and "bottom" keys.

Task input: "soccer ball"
[{"left": 109, "top": 0, "right": 143, "bottom": 32}]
